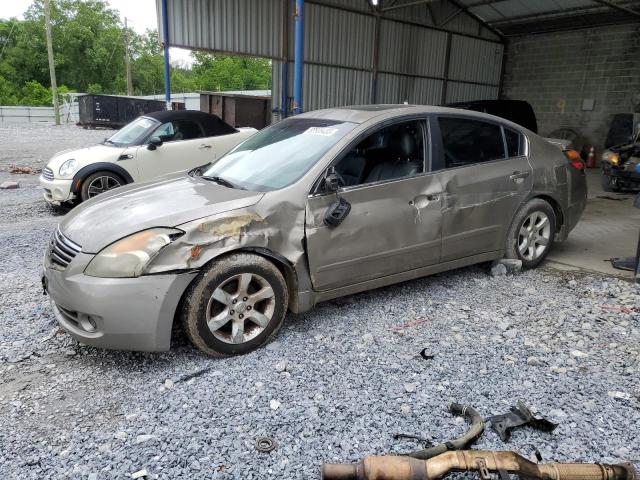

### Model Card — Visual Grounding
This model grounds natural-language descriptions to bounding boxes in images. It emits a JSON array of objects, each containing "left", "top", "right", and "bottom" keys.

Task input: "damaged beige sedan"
[{"left": 42, "top": 105, "right": 587, "bottom": 356}]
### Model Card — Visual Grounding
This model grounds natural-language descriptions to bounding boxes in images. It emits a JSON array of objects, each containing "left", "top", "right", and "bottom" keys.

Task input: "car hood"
[
  {"left": 47, "top": 144, "right": 123, "bottom": 172},
  {"left": 60, "top": 175, "right": 264, "bottom": 253}
]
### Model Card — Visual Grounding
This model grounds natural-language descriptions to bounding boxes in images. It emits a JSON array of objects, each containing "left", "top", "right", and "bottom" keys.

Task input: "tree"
[
  {"left": 0, "top": 0, "right": 272, "bottom": 104},
  {"left": 191, "top": 53, "right": 271, "bottom": 91}
]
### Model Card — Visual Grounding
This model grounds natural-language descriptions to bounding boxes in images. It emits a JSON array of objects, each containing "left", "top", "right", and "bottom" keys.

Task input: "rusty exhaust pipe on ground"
[{"left": 322, "top": 450, "right": 636, "bottom": 480}]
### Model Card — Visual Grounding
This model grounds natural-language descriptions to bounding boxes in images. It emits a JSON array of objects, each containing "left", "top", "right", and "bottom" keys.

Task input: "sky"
[{"left": 0, "top": 0, "right": 193, "bottom": 65}]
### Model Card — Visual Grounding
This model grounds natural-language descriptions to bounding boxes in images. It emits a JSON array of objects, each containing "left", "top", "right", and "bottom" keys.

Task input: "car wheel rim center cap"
[{"left": 235, "top": 301, "right": 248, "bottom": 314}]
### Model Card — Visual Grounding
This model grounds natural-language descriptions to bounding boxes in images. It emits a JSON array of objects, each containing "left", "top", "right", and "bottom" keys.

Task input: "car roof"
[
  {"left": 296, "top": 104, "right": 532, "bottom": 133},
  {"left": 145, "top": 110, "right": 224, "bottom": 123},
  {"left": 296, "top": 104, "right": 497, "bottom": 124},
  {"left": 144, "top": 109, "right": 238, "bottom": 135}
]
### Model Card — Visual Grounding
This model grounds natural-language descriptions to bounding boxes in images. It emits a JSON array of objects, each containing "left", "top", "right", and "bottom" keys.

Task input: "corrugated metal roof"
[
  {"left": 456, "top": 0, "right": 640, "bottom": 36},
  {"left": 160, "top": 0, "right": 506, "bottom": 118}
]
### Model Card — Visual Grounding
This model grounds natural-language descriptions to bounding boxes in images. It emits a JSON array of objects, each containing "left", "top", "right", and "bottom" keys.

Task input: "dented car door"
[
  {"left": 433, "top": 116, "right": 533, "bottom": 261},
  {"left": 305, "top": 118, "right": 443, "bottom": 292},
  {"left": 305, "top": 177, "right": 443, "bottom": 291}
]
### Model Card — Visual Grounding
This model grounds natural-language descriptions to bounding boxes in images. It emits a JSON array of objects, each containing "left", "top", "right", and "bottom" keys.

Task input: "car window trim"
[
  {"left": 503, "top": 125, "right": 527, "bottom": 159},
  {"left": 309, "top": 114, "right": 431, "bottom": 197}
]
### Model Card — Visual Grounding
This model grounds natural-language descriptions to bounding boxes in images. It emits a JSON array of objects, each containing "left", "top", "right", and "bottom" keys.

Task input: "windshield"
[
  {"left": 106, "top": 116, "right": 159, "bottom": 147},
  {"left": 201, "top": 118, "right": 357, "bottom": 191}
]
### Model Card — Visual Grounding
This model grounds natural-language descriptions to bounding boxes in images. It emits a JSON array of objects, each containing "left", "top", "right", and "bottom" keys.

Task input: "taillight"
[{"left": 564, "top": 149, "right": 584, "bottom": 171}]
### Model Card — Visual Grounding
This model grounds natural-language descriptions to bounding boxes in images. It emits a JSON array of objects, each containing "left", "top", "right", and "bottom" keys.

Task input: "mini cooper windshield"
[
  {"left": 105, "top": 117, "right": 159, "bottom": 147},
  {"left": 201, "top": 118, "right": 357, "bottom": 191}
]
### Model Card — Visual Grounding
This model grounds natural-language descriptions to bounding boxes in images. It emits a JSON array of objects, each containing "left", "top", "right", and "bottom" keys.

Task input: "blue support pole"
[
  {"left": 161, "top": 0, "right": 171, "bottom": 110},
  {"left": 293, "top": 0, "right": 304, "bottom": 115},
  {"left": 281, "top": 62, "right": 289, "bottom": 118}
]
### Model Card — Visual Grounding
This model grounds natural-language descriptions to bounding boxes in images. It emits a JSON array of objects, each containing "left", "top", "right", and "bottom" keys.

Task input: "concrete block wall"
[{"left": 502, "top": 23, "right": 640, "bottom": 151}]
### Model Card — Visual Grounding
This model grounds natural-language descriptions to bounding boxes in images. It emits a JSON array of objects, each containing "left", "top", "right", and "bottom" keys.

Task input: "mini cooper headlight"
[
  {"left": 58, "top": 159, "right": 78, "bottom": 177},
  {"left": 85, "top": 228, "right": 184, "bottom": 278}
]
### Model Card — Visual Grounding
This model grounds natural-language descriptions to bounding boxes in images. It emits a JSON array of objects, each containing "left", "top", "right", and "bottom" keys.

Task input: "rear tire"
[
  {"left": 601, "top": 173, "right": 621, "bottom": 192},
  {"left": 181, "top": 253, "right": 288, "bottom": 357},
  {"left": 505, "top": 199, "right": 556, "bottom": 269},
  {"left": 80, "top": 171, "right": 124, "bottom": 201}
]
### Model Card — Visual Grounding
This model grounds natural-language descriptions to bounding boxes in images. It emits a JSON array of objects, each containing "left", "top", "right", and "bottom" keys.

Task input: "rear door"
[
  {"left": 305, "top": 118, "right": 443, "bottom": 291},
  {"left": 136, "top": 119, "right": 215, "bottom": 179},
  {"left": 433, "top": 115, "right": 533, "bottom": 261}
]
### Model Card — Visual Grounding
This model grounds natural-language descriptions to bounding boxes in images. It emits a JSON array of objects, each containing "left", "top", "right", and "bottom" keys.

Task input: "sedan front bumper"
[{"left": 43, "top": 253, "right": 197, "bottom": 352}]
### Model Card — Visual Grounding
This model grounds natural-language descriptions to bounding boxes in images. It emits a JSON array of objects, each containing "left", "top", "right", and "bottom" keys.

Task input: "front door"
[
  {"left": 136, "top": 119, "right": 216, "bottom": 179},
  {"left": 305, "top": 119, "right": 443, "bottom": 291},
  {"left": 434, "top": 116, "right": 533, "bottom": 261}
]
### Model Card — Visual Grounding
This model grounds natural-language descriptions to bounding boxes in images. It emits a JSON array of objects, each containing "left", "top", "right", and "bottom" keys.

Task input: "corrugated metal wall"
[{"left": 159, "top": 0, "right": 505, "bottom": 121}]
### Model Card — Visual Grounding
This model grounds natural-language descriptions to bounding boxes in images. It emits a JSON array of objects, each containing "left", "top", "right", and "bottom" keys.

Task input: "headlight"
[
  {"left": 85, "top": 228, "right": 184, "bottom": 278},
  {"left": 58, "top": 159, "right": 78, "bottom": 177},
  {"left": 609, "top": 153, "right": 619, "bottom": 166}
]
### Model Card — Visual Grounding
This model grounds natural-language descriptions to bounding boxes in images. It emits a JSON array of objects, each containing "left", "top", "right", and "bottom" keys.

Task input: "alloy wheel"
[
  {"left": 206, "top": 273, "right": 276, "bottom": 344},
  {"left": 87, "top": 175, "right": 121, "bottom": 198},
  {"left": 517, "top": 211, "right": 551, "bottom": 261}
]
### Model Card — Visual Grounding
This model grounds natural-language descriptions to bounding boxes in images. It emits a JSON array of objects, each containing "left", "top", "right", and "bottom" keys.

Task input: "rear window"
[{"left": 438, "top": 117, "right": 505, "bottom": 168}]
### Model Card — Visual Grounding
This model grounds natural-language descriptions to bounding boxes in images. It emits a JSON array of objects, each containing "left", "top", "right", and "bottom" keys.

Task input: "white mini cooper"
[{"left": 39, "top": 110, "right": 256, "bottom": 205}]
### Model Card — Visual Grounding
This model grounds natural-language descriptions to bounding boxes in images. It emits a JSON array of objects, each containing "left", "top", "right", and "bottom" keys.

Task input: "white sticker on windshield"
[
  {"left": 138, "top": 119, "right": 154, "bottom": 129},
  {"left": 304, "top": 127, "right": 339, "bottom": 137}
]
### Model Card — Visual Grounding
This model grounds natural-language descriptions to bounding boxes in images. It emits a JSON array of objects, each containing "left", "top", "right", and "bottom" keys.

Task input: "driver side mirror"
[
  {"left": 323, "top": 168, "right": 344, "bottom": 193},
  {"left": 147, "top": 137, "right": 163, "bottom": 151}
]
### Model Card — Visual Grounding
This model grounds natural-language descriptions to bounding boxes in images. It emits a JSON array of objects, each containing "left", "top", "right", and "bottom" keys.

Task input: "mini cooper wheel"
[
  {"left": 80, "top": 171, "right": 124, "bottom": 201},
  {"left": 181, "top": 253, "right": 289, "bottom": 357},
  {"left": 505, "top": 199, "right": 556, "bottom": 269}
]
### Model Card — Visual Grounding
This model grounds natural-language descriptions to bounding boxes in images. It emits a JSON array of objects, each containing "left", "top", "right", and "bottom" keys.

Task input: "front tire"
[
  {"left": 505, "top": 199, "right": 556, "bottom": 269},
  {"left": 80, "top": 171, "right": 124, "bottom": 201},
  {"left": 181, "top": 253, "right": 289, "bottom": 357}
]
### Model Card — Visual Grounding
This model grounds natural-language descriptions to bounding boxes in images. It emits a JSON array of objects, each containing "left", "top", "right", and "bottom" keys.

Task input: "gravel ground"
[{"left": 0, "top": 123, "right": 639, "bottom": 479}]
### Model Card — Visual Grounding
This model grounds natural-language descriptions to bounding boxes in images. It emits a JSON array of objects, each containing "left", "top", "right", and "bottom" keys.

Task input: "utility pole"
[
  {"left": 44, "top": 0, "right": 60, "bottom": 125},
  {"left": 124, "top": 17, "right": 133, "bottom": 96}
]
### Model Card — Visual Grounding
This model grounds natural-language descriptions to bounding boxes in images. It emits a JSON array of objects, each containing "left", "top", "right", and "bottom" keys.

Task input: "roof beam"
[
  {"left": 590, "top": 0, "right": 640, "bottom": 18},
  {"left": 488, "top": 4, "right": 612, "bottom": 25},
  {"left": 445, "top": 0, "right": 505, "bottom": 39},
  {"left": 439, "top": 7, "right": 463, "bottom": 26},
  {"left": 465, "top": 0, "right": 510, "bottom": 7},
  {"left": 381, "top": 0, "right": 436, "bottom": 12}
]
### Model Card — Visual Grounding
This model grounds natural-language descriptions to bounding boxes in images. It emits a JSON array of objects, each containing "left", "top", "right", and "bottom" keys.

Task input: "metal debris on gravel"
[{"left": 0, "top": 124, "right": 639, "bottom": 479}]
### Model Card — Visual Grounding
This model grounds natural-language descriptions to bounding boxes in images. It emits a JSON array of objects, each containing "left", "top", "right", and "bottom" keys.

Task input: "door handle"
[
  {"left": 509, "top": 171, "right": 530, "bottom": 181},
  {"left": 199, "top": 144, "right": 212, "bottom": 150}
]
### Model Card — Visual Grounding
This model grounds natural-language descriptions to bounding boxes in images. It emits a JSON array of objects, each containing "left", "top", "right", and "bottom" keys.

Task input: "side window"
[
  {"left": 505, "top": 128, "right": 523, "bottom": 157},
  {"left": 438, "top": 117, "right": 505, "bottom": 168},
  {"left": 150, "top": 120, "right": 204, "bottom": 143},
  {"left": 173, "top": 120, "right": 204, "bottom": 140},
  {"left": 152, "top": 122, "right": 174, "bottom": 142},
  {"left": 332, "top": 120, "right": 425, "bottom": 188}
]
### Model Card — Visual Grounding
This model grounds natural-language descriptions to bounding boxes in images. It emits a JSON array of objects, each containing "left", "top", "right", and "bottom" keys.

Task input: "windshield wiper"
[
  {"left": 201, "top": 175, "right": 245, "bottom": 190},
  {"left": 189, "top": 163, "right": 211, "bottom": 177},
  {"left": 103, "top": 139, "right": 116, "bottom": 145}
]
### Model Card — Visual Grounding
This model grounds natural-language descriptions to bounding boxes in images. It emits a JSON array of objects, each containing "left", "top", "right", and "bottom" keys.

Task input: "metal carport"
[{"left": 156, "top": 0, "right": 640, "bottom": 126}]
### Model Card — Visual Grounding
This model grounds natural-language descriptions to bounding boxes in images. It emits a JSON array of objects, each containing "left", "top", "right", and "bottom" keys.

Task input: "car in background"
[
  {"left": 39, "top": 110, "right": 257, "bottom": 205},
  {"left": 605, "top": 113, "right": 640, "bottom": 149},
  {"left": 601, "top": 128, "right": 640, "bottom": 191},
  {"left": 445, "top": 99, "right": 538, "bottom": 133},
  {"left": 42, "top": 105, "right": 587, "bottom": 357}
]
